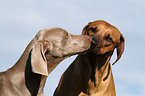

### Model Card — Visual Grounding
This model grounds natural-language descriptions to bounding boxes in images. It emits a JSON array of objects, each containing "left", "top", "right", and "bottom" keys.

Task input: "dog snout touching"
[
  {"left": 87, "top": 35, "right": 92, "bottom": 41},
  {"left": 86, "top": 37, "right": 100, "bottom": 55},
  {"left": 90, "top": 37, "right": 98, "bottom": 49},
  {"left": 83, "top": 35, "right": 92, "bottom": 43}
]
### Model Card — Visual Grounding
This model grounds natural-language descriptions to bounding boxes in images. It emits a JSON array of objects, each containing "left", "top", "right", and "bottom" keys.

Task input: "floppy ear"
[
  {"left": 112, "top": 34, "right": 125, "bottom": 65},
  {"left": 31, "top": 41, "right": 51, "bottom": 76},
  {"left": 82, "top": 22, "right": 92, "bottom": 35}
]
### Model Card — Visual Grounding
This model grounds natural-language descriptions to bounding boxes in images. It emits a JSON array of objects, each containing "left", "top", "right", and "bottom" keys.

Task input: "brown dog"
[{"left": 54, "top": 20, "right": 125, "bottom": 96}]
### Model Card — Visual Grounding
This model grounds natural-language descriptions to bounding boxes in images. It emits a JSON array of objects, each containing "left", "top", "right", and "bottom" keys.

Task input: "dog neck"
[
  {"left": 45, "top": 53, "right": 67, "bottom": 74},
  {"left": 79, "top": 53, "right": 116, "bottom": 96}
]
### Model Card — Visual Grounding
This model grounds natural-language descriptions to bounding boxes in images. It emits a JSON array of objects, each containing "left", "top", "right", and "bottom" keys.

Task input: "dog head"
[
  {"left": 31, "top": 28, "right": 92, "bottom": 76},
  {"left": 82, "top": 20, "right": 125, "bottom": 64}
]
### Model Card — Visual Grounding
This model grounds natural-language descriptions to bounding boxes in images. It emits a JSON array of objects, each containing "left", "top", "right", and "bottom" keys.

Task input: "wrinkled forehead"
[{"left": 89, "top": 21, "right": 121, "bottom": 40}]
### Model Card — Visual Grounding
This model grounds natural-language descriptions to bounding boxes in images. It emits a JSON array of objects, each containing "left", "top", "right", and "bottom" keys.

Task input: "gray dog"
[{"left": 0, "top": 28, "right": 93, "bottom": 96}]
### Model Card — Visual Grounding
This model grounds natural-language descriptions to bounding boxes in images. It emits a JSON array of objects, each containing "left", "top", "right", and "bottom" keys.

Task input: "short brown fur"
[{"left": 54, "top": 20, "right": 125, "bottom": 96}]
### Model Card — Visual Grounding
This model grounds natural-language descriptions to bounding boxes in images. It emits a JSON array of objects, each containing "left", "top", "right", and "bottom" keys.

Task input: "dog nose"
[{"left": 91, "top": 37, "right": 98, "bottom": 48}]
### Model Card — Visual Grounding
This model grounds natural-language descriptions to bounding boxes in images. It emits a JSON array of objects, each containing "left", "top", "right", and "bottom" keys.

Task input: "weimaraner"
[
  {"left": 54, "top": 20, "right": 125, "bottom": 96},
  {"left": 0, "top": 28, "right": 93, "bottom": 96}
]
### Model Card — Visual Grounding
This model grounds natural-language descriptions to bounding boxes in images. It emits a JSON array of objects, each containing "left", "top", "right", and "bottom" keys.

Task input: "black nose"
[{"left": 91, "top": 37, "right": 98, "bottom": 49}]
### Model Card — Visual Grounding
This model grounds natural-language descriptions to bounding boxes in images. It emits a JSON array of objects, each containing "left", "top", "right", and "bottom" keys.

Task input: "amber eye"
[
  {"left": 65, "top": 34, "right": 69, "bottom": 39},
  {"left": 106, "top": 35, "right": 113, "bottom": 42}
]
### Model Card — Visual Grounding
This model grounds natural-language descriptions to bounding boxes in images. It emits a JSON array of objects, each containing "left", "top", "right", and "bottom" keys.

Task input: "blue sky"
[{"left": 0, "top": 0, "right": 145, "bottom": 96}]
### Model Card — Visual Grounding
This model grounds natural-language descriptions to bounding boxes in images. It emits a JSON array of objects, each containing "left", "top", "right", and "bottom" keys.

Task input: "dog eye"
[
  {"left": 106, "top": 35, "right": 113, "bottom": 42},
  {"left": 65, "top": 34, "right": 69, "bottom": 39},
  {"left": 89, "top": 27, "right": 96, "bottom": 32}
]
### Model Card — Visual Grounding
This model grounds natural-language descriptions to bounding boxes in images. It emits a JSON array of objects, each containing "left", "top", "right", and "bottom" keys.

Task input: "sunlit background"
[{"left": 0, "top": 0, "right": 145, "bottom": 96}]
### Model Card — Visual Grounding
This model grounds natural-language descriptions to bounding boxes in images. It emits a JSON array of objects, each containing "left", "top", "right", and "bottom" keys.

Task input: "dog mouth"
[{"left": 87, "top": 47, "right": 100, "bottom": 55}]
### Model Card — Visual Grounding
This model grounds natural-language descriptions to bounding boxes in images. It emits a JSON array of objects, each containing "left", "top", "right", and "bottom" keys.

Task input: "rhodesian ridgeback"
[
  {"left": 0, "top": 28, "right": 93, "bottom": 96},
  {"left": 54, "top": 20, "right": 125, "bottom": 96}
]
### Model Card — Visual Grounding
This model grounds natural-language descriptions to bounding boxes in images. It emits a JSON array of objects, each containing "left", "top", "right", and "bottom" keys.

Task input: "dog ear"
[
  {"left": 31, "top": 41, "right": 51, "bottom": 76},
  {"left": 112, "top": 34, "right": 125, "bottom": 65},
  {"left": 82, "top": 22, "right": 92, "bottom": 35}
]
